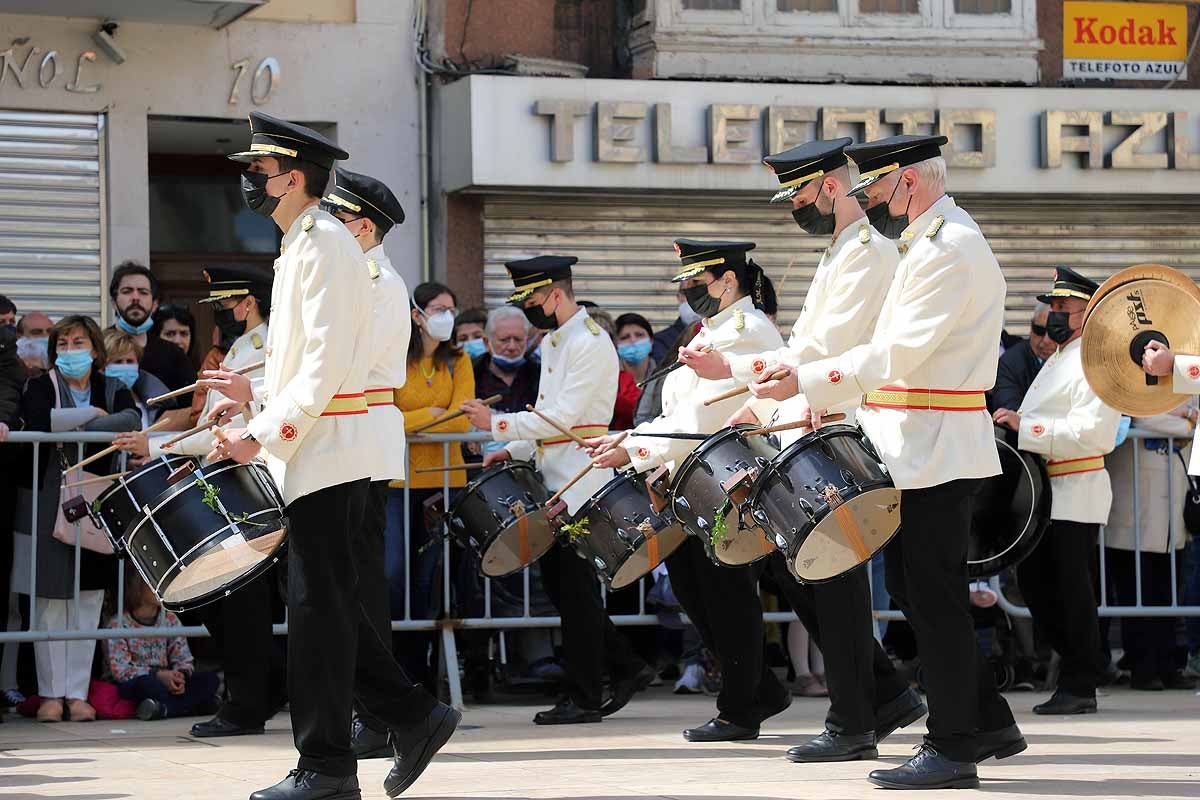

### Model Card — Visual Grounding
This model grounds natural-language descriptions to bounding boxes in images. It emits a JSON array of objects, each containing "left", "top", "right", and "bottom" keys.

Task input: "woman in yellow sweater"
[{"left": 386, "top": 282, "right": 475, "bottom": 685}]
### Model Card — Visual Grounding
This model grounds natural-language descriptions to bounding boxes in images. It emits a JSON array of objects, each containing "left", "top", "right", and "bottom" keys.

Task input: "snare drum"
[
  {"left": 569, "top": 470, "right": 688, "bottom": 589},
  {"left": 746, "top": 424, "right": 900, "bottom": 583},
  {"left": 670, "top": 425, "right": 778, "bottom": 567},
  {"left": 94, "top": 455, "right": 194, "bottom": 552},
  {"left": 447, "top": 462, "right": 555, "bottom": 577},
  {"left": 125, "top": 459, "right": 287, "bottom": 612}
]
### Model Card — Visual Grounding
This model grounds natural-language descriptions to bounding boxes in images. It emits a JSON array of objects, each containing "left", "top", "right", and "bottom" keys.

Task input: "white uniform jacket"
[
  {"left": 491, "top": 308, "right": 617, "bottom": 514},
  {"left": 361, "top": 246, "right": 411, "bottom": 482},
  {"left": 246, "top": 207, "right": 375, "bottom": 506},
  {"left": 1174, "top": 353, "right": 1200, "bottom": 475},
  {"left": 728, "top": 222, "right": 898, "bottom": 444},
  {"left": 624, "top": 296, "right": 783, "bottom": 474},
  {"left": 793, "top": 195, "right": 1005, "bottom": 490},
  {"left": 1017, "top": 338, "right": 1122, "bottom": 525},
  {"left": 148, "top": 322, "right": 267, "bottom": 458}
]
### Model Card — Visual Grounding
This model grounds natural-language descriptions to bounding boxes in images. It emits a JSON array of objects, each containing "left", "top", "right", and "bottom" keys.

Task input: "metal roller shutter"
[
  {"left": 482, "top": 193, "right": 1200, "bottom": 333},
  {"left": 0, "top": 110, "right": 106, "bottom": 322}
]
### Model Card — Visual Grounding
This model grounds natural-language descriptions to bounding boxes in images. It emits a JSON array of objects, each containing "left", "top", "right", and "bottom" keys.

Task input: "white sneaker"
[{"left": 674, "top": 663, "right": 705, "bottom": 695}]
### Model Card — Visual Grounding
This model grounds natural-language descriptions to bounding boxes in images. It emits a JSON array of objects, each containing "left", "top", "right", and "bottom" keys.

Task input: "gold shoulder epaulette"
[
  {"left": 858, "top": 224, "right": 870, "bottom": 245},
  {"left": 585, "top": 317, "right": 601, "bottom": 336},
  {"left": 733, "top": 308, "right": 745, "bottom": 332},
  {"left": 301, "top": 213, "right": 315, "bottom": 232},
  {"left": 251, "top": 333, "right": 264, "bottom": 350},
  {"left": 367, "top": 258, "right": 380, "bottom": 280},
  {"left": 925, "top": 214, "right": 946, "bottom": 239}
]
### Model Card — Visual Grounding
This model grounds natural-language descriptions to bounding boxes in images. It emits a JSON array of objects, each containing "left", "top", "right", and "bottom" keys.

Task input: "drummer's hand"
[
  {"left": 0, "top": 421, "right": 8, "bottom": 443},
  {"left": 206, "top": 397, "right": 245, "bottom": 424},
  {"left": 460, "top": 400, "right": 493, "bottom": 430},
  {"left": 805, "top": 407, "right": 829, "bottom": 431},
  {"left": 1142, "top": 340, "right": 1175, "bottom": 377},
  {"left": 482, "top": 448, "right": 511, "bottom": 468},
  {"left": 112, "top": 430, "right": 149, "bottom": 457},
  {"left": 198, "top": 369, "right": 254, "bottom": 403},
  {"left": 749, "top": 366, "right": 799, "bottom": 402},
  {"left": 677, "top": 346, "right": 731, "bottom": 380},
  {"left": 591, "top": 445, "right": 631, "bottom": 470},
  {"left": 724, "top": 403, "right": 760, "bottom": 428},
  {"left": 128, "top": 455, "right": 151, "bottom": 469},
  {"left": 582, "top": 433, "right": 620, "bottom": 457},
  {"left": 206, "top": 426, "right": 260, "bottom": 464},
  {"left": 992, "top": 408, "right": 1020, "bottom": 431}
]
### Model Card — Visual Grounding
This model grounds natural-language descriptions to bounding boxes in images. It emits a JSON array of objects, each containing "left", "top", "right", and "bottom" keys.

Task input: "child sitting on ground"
[{"left": 103, "top": 569, "right": 219, "bottom": 720}]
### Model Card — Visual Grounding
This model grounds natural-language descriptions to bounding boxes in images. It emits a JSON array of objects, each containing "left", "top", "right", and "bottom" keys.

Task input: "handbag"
[
  {"left": 49, "top": 372, "right": 115, "bottom": 555},
  {"left": 1177, "top": 451, "right": 1200, "bottom": 536}
]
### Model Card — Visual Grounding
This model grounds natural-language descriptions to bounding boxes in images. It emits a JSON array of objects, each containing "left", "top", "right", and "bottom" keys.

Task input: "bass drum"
[
  {"left": 446, "top": 462, "right": 555, "bottom": 577},
  {"left": 968, "top": 426, "right": 1051, "bottom": 578}
]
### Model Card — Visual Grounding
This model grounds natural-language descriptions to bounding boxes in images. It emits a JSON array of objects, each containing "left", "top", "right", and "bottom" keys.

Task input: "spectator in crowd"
[
  {"left": 16, "top": 315, "right": 139, "bottom": 722},
  {"left": 1105, "top": 402, "right": 1198, "bottom": 690},
  {"left": 0, "top": 295, "right": 15, "bottom": 330},
  {"left": 613, "top": 313, "right": 655, "bottom": 432},
  {"left": 471, "top": 305, "right": 539, "bottom": 429},
  {"left": 150, "top": 304, "right": 197, "bottom": 366},
  {"left": 651, "top": 289, "right": 700, "bottom": 364},
  {"left": 0, "top": 320, "right": 26, "bottom": 719},
  {"left": 389, "top": 282, "right": 475, "bottom": 687},
  {"left": 103, "top": 569, "right": 219, "bottom": 720},
  {"left": 636, "top": 318, "right": 701, "bottom": 427},
  {"left": 454, "top": 308, "right": 488, "bottom": 361},
  {"left": 990, "top": 303, "right": 1054, "bottom": 414},
  {"left": 107, "top": 262, "right": 196, "bottom": 400},
  {"left": 101, "top": 330, "right": 174, "bottom": 432},
  {"left": 16, "top": 311, "right": 53, "bottom": 377}
]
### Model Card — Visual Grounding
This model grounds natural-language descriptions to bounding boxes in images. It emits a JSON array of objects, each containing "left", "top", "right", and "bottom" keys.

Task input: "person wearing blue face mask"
[
  {"left": 471, "top": 305, "right": 540, "bottom": 442},
  {"left": 453, "top": 308, "right": 488, "bottom": 362},
  {"left": 613, "top": 313, "right": 655, "bottom": 431},
  {"left": 101, "top": 330, "right": 175, "bottom": 445},
  {"left": 106, "top": 262, "right": 195, "bottom": 403}
]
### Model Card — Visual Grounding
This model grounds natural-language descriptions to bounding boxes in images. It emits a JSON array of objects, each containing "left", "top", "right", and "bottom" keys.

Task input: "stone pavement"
[{"left": 1, "top": 687, "right": 1198, "bottom": 799}]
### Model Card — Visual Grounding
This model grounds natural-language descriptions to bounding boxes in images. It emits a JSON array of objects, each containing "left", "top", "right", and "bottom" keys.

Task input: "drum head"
[
  {"left": 968, "top": 429, "right": 1050, "bottom": 578},
  {"left": 791, "top": 487, "right": 901, "bottom": 582},
  {"left": 480, "top": 508, "right": 555, "bottom": 577},
  {"left": 710, "top": 524, "right": 776, "bottom": 566},
  {"left": 161, "top": 526, "right": 287, "bottom": 609},
  {"left": 610, "top": 523, "right": 688, "bottom": 590}
]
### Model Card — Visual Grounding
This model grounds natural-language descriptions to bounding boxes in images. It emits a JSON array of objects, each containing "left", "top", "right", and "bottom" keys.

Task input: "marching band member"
[
  {"left": 461, "top": 257, "right": 653, "bottom": 725},
  {"left": 1143, "top": 341, "right": 1200, "bottom": 475},
  {"left": 587, "top": 238, "right": 792, "bottom": 742},
  {"left": 206, "top": 113, "right": 457, "bottom": 800},
  {"left": 680, "top": 139, "right": 925, "bottom": 763},
  {"left": 994, "top": 268, "right": 1122, "bottom": 715},
  {"left": 750, "top": 135, "right": 1021, "bottom": 789},
  {"left": 320, "top": 168, "right": 438, "bottom": 759}
]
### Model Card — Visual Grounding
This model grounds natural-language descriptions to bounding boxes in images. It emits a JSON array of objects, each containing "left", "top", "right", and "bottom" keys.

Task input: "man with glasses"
[{"left": 990, "top": 303, "right": 1054, "bottom": 415}]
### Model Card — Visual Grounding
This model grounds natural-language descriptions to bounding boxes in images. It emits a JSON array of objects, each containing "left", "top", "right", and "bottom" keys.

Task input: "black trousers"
[
  {"left": 1017, "top": 519, "right": 1106, "bottom": 696},
  {"left": 885, "top": 479, "right": 1014, "bottom": 762},
  {"left": 666, "top": 538, "right": 785, "bottom": 729},
  {"left": 205, "top": 567, "right": 281, "bottom": 728},
  {"left": 1106, "top": 547, "right": 1179, "bottom": 682},
  {"left": 288, "top": 479, "right": 437, "bottom": 777},
  {"left": 767, "top": 554, "right": 909, "bottom": 735},
  {"left": 538, "top": 542, "right": 646, "bottom": 711}
]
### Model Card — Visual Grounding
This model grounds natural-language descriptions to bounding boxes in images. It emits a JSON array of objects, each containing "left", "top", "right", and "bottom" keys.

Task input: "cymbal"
[
  {"left": 1081, "top": 278, "right": 1200, "bottom": 417},
  {"left": 1084, "top": 264, "right": 1200, "bottom": 325}
]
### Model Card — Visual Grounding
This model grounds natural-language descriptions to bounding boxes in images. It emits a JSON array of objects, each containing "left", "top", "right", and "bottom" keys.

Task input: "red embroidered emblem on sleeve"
[
  {"left": 752, "top": 359, "right": 766, "bottom": 375},
  {"left": 636, "top": 447, "right": 649, "bottom": 459},
  {"left": 1032, "top": 424, "right": 1045, "bottom": 436},
  {"left": 497, "top": 420, "right": 509, "bottom": 432},
  {"left": 828, "top": 370, "right": 842, "bottom": 384},
  {"left": 1189, "top": 364, "right": 1200, "bottom": 379},
  {"left": 279, "top": 423, "right": 297, "bottom": 441}
]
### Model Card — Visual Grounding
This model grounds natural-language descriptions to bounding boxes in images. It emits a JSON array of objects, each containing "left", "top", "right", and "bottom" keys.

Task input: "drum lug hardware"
[{"left": 840, "top": 468, "right": 857, "bottom": 485}]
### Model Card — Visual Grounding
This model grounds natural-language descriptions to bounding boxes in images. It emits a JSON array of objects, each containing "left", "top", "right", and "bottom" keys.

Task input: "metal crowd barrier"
[{"left": 2, "top": 427, "right": 1198, "bottom": 708}]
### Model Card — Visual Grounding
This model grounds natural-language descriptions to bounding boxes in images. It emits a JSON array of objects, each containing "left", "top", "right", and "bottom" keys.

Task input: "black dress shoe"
[
  {"left": 191, "top": 716, "right": 264, "bottom": 738},
  {"left": 533, "top": 698, "right": 602, "bottom": 725},
  {"left": 868, "top": 744, "right": 979, "bottom": 790},
  {"left": 249, "top": 769, "right": 360, "bottom": 800},
  {"left": 601, "top": 663, "right": 657, "bottom": 717},
  {"left": 874, "top": 688, "right": 928, "bottom": 744},
  {"left": 384, "top": 703, "right": 461, "bottom": 797},
  {"left": 786, "top": 730, "right": 878, "bottom": 763},
  {"left": 974, "top": 723, "right": 1027, "bottom": 762},
  {"left": 682, "top": 718, "right": 759, "bottom": 742},
  {"left": 1032, "top": 690, "right": 1097, "bottom": 715},
  {"left": 350, "top": 715, "right": 392, "bottom": 759},
  {"left": 1131, "top": 675, "right": 1165, "bottom": 691}
]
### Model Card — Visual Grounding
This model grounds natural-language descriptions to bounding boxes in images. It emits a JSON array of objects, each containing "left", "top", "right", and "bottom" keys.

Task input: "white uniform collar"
[
  {"left": 1055, "top": 337, "right": 1082, "bottom": 358},
  {"left": 703, "top": 294, "right": 756, "bottom": 331},
  {"left": 549, "top": 306, "right": 590, "bottom": 346},
  {"left": 280, "top": 201, "right": 323, "bottom": 249},
  {"left": 826, "top": 217, "right": 870, "bottom": 260},
  {"left": 239, "top": 321, "right": 268, "bottom": 343},
  {"left": 366, "top": 243, "right": 386, "bottom": 261},
  {"left": 899, "top": 194, "right": 956, "bottom": 243}
]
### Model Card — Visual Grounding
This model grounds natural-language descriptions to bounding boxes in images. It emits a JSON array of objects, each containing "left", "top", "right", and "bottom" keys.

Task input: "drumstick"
[
  {"left": 64, "top": 416, "right": 173, "bottom": 474},
  {"left": 160, "top": 409, "right": 231, "bottom": 449},
  {"left": 702, "top": 368, "right": 790, "bottom": 407},
  {"left": 206, "top": 425, "right": 231, "bottom": 463},
  {"left": 62, "top": 470, "right": 129, "bottom": 489},
  {"left": 411, "top": 394, "right": 503, "bottom": 434},
  {"left": 525, "top": 405, "right": 591, "bottom": 448},
  {"left": 147, "top": 360, "right": 265, "bottom": 406},
  {"left": 413, "top": 463, "right": 486, "bottom": 474},
  {"left": 746, "top": 413, "right": 846, "bottom": 437},
  {"left": 636, "top": 345, "right": 713, "bottom": 389},
  {"left": 545, "top": 431, "right": 629, "bottom": 508}
]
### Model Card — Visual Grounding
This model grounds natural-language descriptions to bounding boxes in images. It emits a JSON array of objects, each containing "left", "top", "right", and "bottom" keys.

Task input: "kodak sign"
[{"left": 1063, "top": 2, "right": 1188, "bottom": 80}]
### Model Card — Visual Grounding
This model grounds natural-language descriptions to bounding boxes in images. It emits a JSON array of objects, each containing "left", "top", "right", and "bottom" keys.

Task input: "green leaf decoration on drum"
[
  {"left": 710, "top": 501, "right": 732, "bottom": 549},
  {"left": 561, "top": 516, "right": 591, "bottom": 544},
  {"left": 193, "top": 475, "right": 267, "bottom": 528},
  {"left": 91, "top": 497, "right": 103, "bottom": 516}
]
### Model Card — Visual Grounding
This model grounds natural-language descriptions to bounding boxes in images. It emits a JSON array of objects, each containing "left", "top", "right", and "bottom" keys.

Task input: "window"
[
  {"left": 778, "top": 0, "right": 837, "bottom": 11},
  {"left": 859, "top": 0, "right": 918, "bottom": 12},
  {"left": 681, "top": 0, "right": 741, "bottom": 8},
  {"left": 954, "top": 0, "right": 1010, "bottom": 11}
]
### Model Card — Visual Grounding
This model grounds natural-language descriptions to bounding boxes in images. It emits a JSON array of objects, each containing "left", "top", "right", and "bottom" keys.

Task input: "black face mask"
[
  {"left": 214, "top": 307, "right": 247, "bottom": 347},
  {"left": 240, "top": 171, "right": 287, "bottom": 217},
  {"left": 682, "top": 282, "right": 723, "bottom": 319},
  {"left": 522, "top": 296, "right": 560, "bottom": 331},
  {"left": 1045, "top": 311, "right": 1075, "bottom": 345},
  {"left": 791, "top": 200, "right": 836, "bottom": 236},
  {"left": 866, "top": 179, "right": 911, "bottom": 240}
]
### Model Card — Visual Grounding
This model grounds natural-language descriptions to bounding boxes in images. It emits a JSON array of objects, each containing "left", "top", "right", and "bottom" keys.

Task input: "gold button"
[
  {"left": 548, "top": 367, "right": 554, "bottom": 374},
  {"left": 539, "top": 394, "right": 545, "bottom": 400},
  {"left": 265, "top": 347, "right": 273, "bottom": 356}
]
